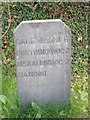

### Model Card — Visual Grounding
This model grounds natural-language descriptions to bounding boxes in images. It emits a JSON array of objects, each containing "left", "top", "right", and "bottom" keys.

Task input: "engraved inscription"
[
  {"left": 64, "top": 34, "right": 68, "bottom": 42},
  {"left": 16, "top": 33, "right": 63, "bottom": 45},
  {"left": 17, "top": 59, "right": 63, "bottom": 67},
  {"left": 18, "top": 70, "right": 47, "bottom": 77},
  {"left": 16, "top": 36, "right": 70, "bottom": 78},
  {"left": 16, "top": 48, "right": 71, "bottom": 56},
  {"left": 66, "top": 48, "right": 70, "bottom": 53}
]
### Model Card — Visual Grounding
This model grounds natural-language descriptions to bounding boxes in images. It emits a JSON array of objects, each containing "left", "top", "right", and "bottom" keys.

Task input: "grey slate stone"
[{"left": 14, "top": 19, "right": 71, "bottom": 106}]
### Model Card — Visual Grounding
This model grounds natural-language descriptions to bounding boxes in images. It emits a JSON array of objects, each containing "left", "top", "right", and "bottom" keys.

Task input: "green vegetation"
[{"left": 1, "top": 2, "right": 89, "bottom": 118}]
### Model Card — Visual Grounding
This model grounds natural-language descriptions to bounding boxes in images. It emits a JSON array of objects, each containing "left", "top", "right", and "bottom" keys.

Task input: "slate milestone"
[{"left": 14, "top": 19, "right": 71, "bottom": 106}]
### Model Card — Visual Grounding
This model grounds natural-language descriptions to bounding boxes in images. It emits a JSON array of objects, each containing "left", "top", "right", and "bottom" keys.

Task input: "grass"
[
  {"left": 1, "top": 2, "right": 89, "bottom": 118},
  {"left": 1, "top": 75, "right": 88, "bottom": 118}
]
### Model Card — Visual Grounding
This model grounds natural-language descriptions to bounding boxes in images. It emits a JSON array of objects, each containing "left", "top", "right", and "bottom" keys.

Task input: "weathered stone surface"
[{"left": 14, "top": 19, "right": 71, "bottom": 106}]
